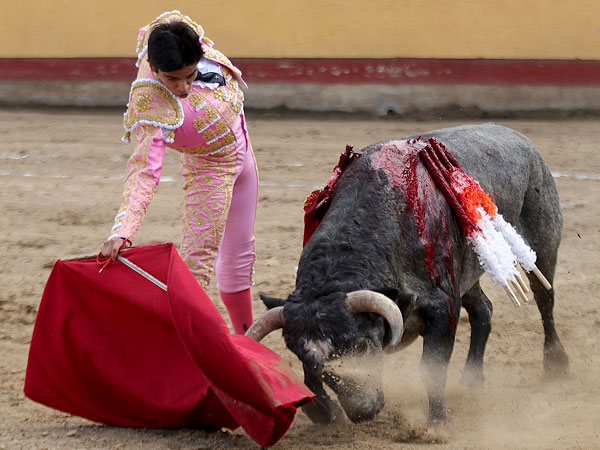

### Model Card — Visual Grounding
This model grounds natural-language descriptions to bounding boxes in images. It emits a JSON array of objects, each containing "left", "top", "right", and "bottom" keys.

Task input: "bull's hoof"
[
  {"left": 339, "top": 392, "right": 385, "bottom": 423},
  {"left": 345, "top": 405, "right": 381, "bottom": 423},
  {"left": 543, "top": 344, "right": 569, "bottom": 378},
  {"left": 426, "top": 417, "right": 456, "bottom": 441},
  {"left": 460, "top": 366, "right": 485, "bottom": 388},
  {"left": 302, "top": 398, "right": 345, "bottom": 425}
]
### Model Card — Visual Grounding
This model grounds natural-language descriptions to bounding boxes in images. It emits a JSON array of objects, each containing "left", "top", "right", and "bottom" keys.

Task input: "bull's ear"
[
  {"left": 373, "top": 287, "right": 417, "bottom": 313},
  {"left": 259, "top": 293, "right": 286, "bottom": 310},
  {"left": 373, "top": 287, "right": 403, "bottom": 304}
]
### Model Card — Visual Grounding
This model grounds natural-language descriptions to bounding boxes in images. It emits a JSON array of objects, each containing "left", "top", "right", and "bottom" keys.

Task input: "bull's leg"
[
  {"left": 518, "top": 178, "right": 569, "bottom": 377},
  {"left": 526, "top": 260, "right": 569, "bottom": 377},
  {"left": 301, "top": 364, "right": 344, "bottom": 425},
  {"left": 419, "top": 297, "right": 459, "bottom": 429},
  {"left": 460, "top": 282, "right": 493, "bottom": 387}
]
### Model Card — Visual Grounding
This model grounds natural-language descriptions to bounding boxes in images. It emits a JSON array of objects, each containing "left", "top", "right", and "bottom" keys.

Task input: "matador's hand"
[{"left": 101, "top": 237, "right": 131, "bottom": 260}]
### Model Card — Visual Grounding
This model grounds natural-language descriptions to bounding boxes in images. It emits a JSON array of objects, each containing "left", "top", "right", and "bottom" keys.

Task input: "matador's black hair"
[{"left": 148, "top": 21, "right": 203, "bottom": 72}]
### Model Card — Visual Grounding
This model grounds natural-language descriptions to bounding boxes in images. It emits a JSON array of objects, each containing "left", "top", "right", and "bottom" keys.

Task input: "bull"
[{"left": 247, "top": 123, "right": 569, "bottom": 430}]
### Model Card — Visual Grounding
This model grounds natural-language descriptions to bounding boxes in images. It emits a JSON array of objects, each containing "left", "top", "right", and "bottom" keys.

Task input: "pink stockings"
[{"left": 219, "top": 288, "right": 254, "bottom": 334}]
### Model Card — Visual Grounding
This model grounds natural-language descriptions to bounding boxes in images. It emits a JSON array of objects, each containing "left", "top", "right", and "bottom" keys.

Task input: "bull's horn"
[
  {"left": 346, "top": 290, "right": 404, "bottom": 348},
  {"left": 245, "top": 306, "right": 284, "bottom": 342}
]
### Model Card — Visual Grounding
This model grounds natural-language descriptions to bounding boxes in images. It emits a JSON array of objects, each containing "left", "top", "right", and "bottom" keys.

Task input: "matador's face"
[{"left": 151, "top": 63, "right": 198, "bottom": 99}]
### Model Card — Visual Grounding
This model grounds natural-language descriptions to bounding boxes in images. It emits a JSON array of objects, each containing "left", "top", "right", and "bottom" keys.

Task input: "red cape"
[{"left": 24, "top": 243, "right": 313, "bottom": 447}]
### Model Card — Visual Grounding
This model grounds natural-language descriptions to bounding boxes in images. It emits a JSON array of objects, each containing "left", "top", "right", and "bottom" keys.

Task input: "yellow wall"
[{"left": 2, "top": 0, "right": 600, "bottom": 59}]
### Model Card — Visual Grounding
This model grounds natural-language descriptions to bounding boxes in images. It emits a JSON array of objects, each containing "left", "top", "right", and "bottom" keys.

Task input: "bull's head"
[{"left": 246, "top": 290, "right": 406, "bottom": 424}]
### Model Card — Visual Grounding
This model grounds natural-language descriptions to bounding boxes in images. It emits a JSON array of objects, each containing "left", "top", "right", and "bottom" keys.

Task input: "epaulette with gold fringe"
[{"left": 122, "top": 80, "right": 183, "bottom": 144}]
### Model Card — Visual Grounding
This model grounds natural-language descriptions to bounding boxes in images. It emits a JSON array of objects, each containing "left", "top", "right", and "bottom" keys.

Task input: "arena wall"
[{"left": 1, "top": 0, "right": 600, "bottom": 114}]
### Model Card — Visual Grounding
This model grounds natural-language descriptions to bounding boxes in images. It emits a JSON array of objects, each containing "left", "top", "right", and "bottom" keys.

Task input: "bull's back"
[
  {"left": 403, "top": 123, "right": 559, "bottom": 227},
  {"left": 407, "top": 124, "right": 563, "bottom": 283},
  {"left": 302, "top": 123, "right": 562, "bottom": 296},
  {"left": 372, "top": 123, "right": 563, "bottom": 292}
]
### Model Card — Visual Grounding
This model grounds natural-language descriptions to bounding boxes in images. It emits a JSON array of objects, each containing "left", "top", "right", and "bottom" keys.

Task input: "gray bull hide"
[{"left": 250, "top": 123, "right": 569, "bottom": 429}]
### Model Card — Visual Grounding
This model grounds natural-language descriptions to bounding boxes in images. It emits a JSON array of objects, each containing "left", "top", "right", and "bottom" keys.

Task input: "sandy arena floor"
[{"left": 0, "top": 108, "right": 599, "bottom": 449}]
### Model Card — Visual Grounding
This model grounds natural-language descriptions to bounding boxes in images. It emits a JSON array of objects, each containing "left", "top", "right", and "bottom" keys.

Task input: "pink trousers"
[
  {"left": 215, "top": 144, "right": 258, "bottom": 292},
  {"left": 180, "top": 115, "right": 258, "bottom": 293}
]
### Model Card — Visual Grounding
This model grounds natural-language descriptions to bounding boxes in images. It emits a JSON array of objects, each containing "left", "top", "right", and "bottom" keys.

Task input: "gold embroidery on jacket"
[
  {"left": 123, "top": 81, "right": 183, "bottom": 135},
  {"left": 134, "top": 92, "right": 153, "bottom": 112}
]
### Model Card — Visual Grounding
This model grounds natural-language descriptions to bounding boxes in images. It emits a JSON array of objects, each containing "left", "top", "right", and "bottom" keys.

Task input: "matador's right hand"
[{"left": 101, "top": 237, "right": 131, "bottom": 260}]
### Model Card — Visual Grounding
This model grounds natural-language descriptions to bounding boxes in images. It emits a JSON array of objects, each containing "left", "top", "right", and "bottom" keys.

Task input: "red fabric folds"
[
  {"left": 24, "top": 243, "right": 313, "bottom": 447},
  {"left": 303, "top": 144, "right": 361, "bottom": 246}
]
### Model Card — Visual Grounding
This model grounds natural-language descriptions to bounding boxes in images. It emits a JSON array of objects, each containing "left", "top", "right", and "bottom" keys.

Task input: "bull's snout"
[
  {"left": 323, "top": 359, "right": 386, "bottom": 423},
  {"left": 337, "top": 387, "right": 385, "bottom": 423}
]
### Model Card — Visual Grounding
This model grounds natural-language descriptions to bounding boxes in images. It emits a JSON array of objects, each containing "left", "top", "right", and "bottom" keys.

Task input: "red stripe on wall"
[
  {"left": 1, "top": 58, "right": 599, "bottom": 86},
  {"left": 0, "top": 58, "right": 137, "bottom": 82}
]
